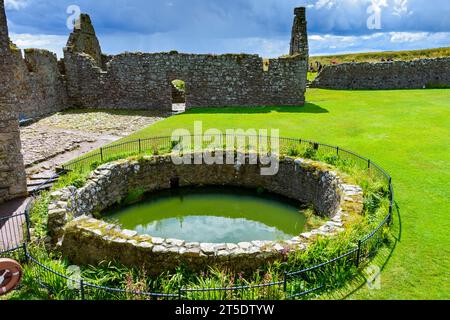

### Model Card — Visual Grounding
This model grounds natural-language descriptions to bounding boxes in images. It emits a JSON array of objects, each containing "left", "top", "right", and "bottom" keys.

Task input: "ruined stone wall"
[
  {"left": 63, "top": 10, "right": 307, "bottom": 111},
  {"left": 290, "top": 7, "right": 309, "bottom": 57},
  {"left": 311, "top": 58, "right": 450, "bottom": 90},
  {"left": 64, "top": 51, "right": 307, "bottom": 111},
  {"left": 12, "top": 49, "right": 68, "bottom": 119},
  {"left": 0, "top": 0, "right": 27, "bottom": 202},
  {"left": 66, "top": 14, "right": 102, "bottom": 67}
]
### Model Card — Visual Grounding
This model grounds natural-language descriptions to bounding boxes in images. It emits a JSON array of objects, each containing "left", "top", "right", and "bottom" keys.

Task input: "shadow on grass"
[
  {"left": 320, "top": 202, "right": 402, "bottom": 300},
  {"left": 57, "top": 108, "right": 170, "bottom": 117},
  {"left": 184, "top": 102, "right": 329, "bottom": 115}
]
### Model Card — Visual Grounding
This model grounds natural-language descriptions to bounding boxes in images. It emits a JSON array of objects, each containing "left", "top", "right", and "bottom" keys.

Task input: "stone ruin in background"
[
  {"left": 0, "top": 2, "right": 309, "bottom": 203},
  {"left": 310, "top": 58, "right": 450, "bottom": 90},
  {"left": 63, "top": 9, "right": 308, "bottom": 111}
]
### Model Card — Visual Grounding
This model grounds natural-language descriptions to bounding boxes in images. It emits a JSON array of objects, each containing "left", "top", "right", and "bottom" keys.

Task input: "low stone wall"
[
  {"left": 311, "top": 58, "right": 450, "bottom": 90},
  {"left": 47, "top": 153, "right": 364, "bottom": 275}
]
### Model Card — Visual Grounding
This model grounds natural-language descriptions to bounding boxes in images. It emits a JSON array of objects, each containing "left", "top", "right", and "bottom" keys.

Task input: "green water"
[{"left": 104, "top": 187, "right": 307, "bottom": 243}]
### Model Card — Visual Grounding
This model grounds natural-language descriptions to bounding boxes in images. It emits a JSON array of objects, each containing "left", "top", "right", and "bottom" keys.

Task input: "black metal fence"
[{"left": 1, "top": 135, "right": 394, "bottom": 300}]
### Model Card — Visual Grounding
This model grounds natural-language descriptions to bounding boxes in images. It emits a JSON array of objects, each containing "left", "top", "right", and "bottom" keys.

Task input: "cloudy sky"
[{"left": 5, "top": 0, "right": 450, "bottom": 58}]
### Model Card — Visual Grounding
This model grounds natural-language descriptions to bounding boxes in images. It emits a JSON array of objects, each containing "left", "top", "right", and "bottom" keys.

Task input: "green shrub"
[
  {"left": 53, "top": 171, "right": 87, "bottom": 190},
  {"left": 286, "top": 144, "right": 302, "bottom": 157},
  {"left": 172, "top": 80, "right": 186, "bottom": 92},
  {"left": 29, "top": 192, "right": 50, "bottom": 239},
  {"left": 302, "top": 145, "right": 318, "bottom": 159}
]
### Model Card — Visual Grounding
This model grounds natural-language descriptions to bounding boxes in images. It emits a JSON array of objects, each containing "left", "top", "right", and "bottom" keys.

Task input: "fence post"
[
  {"left": 356, "top": 240, "right": 362, "bottom": 267},
  {"left": 100, "top": 148, "right": 104, "bottom": 162},
  {"left": 368, "top": 159, "right": 371, "bottom": 169},
  {"left": 178, "top": 287, "right": 182, "bottom": 300},
  {"left": 388, "top": 177, "right": 393, "bottom": 226},
  {"left": 24, "top": 208, "right": 32, "bottom": 242},
  {"left": 22, "top": 243, "right": 29, "bottom": 263},
  {"left": 80, "top": 279, "right": 85, "bottom": 300},
  {"left": 283, "top": 272, "right": 288, "bottom": 292},
  {"left": 138, "top": 139, "right": 142, "bottom": 154},
  {"left": 336, "top": 146, "right": 339, "bottom": 156}
]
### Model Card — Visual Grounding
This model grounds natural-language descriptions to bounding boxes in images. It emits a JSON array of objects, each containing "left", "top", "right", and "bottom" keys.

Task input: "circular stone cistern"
[{"left": 47, "top": 153, "right": 364, "bottom": 275}]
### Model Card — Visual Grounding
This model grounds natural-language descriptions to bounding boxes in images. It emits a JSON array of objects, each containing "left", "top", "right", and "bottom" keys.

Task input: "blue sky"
[{"left": 5, "top": 0, "right": 450, "bottom": 58}]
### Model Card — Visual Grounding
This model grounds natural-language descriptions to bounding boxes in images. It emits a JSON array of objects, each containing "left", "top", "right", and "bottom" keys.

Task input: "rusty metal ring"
[{"left": 0, "top": 258, "right": 23, "bottom": 296}]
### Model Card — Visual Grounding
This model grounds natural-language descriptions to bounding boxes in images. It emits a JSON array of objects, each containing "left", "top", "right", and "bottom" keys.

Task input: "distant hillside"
[{"left": 310, "top": 47, "right": 450, "bottom": 67}]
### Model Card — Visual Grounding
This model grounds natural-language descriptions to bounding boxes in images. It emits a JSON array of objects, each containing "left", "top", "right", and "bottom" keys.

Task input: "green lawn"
[{"left": 113, "top": 88, "right": 450, "bottom": 299}]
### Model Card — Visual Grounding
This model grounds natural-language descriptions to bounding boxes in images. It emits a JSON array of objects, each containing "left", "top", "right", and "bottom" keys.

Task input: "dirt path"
[
  {"left": 5, "top": 108, "right": 190, "bottom": 248},
  {"left": 20, "top": 109, "right": 174, "bottom": 186}
]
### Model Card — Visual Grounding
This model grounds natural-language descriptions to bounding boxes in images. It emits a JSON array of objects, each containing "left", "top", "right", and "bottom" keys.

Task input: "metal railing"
[{"left": 1, "top": 135, "right": 394, "bottom": 300}]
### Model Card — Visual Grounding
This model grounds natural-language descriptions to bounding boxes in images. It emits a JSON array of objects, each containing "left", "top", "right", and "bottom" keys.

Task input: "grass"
[
  {"left": 98, "top": 88, "right": 449, "bottom": 300},
  {"left": 310, "top": 46, "right": 450, "bottom": 67},
  {"left": 307, "top": 72, "right": 317, "bottom": 82}
]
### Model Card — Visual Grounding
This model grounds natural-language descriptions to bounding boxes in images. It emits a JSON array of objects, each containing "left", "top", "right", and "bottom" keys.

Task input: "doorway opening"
[{"left": 171, "top": 79, "right": 186, "bottom": 113}]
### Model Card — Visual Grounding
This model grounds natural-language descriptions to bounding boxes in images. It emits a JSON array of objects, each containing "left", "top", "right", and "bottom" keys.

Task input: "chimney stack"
[{"left": 290, "top": 7, "right": 309, "bottom": 57}]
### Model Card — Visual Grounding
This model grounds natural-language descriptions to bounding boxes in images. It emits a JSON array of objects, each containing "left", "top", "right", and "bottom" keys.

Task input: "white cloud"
[
  {"left": 389, "top": 31, "right": 428, "bottom": 43},
  {"left": 309, "top": 35, "right": 325, "bottom": 41},
  {"left": 315, "top": 0, "right": 337, "bottom": 10},
  {"left": 232, "top": 37, "right": 288, "bottom": 57},
  {"left": 5, "top": 0, "right": 30, "bottom": 10},
  {"left": 9, "top": 33, "right": 67, "bottom": 58}
]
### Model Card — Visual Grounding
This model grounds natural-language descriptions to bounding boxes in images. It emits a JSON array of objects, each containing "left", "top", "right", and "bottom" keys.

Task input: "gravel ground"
[{"left": 20, "top": 109, "right": 170, "bottom": 177}]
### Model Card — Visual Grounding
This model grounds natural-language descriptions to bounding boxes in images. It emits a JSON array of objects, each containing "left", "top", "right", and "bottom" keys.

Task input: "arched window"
[{"left": 171, "top": 79, "right": 186, "bottom": 112}]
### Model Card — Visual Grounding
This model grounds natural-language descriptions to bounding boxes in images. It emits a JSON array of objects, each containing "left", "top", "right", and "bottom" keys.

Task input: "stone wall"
[
  {"left": 12, "top": 49, "right": 68, "bottom": 119},
  {"left": 0, "top": 0, "right": 27, "bottom": 203},
  {"left": 64, "top": 51, "right": 307, "bottom": 111},
  {"left": 311, "top": 58, "right": 450, "bottom": 90},
  {"left": 63, "top": 9, "right": 308, "bottom": 111},
  {"left": 47, "top": 154, "right": 364, "bottom": 275}
]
